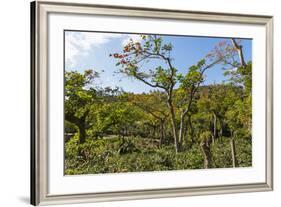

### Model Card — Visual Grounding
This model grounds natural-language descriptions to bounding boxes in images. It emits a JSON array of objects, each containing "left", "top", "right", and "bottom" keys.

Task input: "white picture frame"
[{"left": 30, "top": 1, "right": 273, "bottom": 205}]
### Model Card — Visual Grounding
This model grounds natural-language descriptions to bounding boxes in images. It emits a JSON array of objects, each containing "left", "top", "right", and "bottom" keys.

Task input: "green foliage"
[
  {"left": 179, "top": 59, "right": 206, "bottom": 89},
  {"left": 211, "top": 137, "right": 252, "bottom": 168},
  {"left": 65, "top": 37, "right": 252, "bottom": 174},
  {"left": 118, "top": 138, "right": 139, "bottom": 155},
  {"left": 224, "top": 61, "right": 252, "bottom": 95},
  {"left": 110, "top": 35, "right": 179, "bottom": 90},
  {"left": 65, "top": 135, "right": 251, "bottom": 174},
  {"left": 199, "top": 131, "right": 212, "bottom": 142}
]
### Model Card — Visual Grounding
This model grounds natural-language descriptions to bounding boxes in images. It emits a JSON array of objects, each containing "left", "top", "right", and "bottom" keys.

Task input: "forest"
[{"left": 64, "top": 34, "right": 252, "bottom": 175}]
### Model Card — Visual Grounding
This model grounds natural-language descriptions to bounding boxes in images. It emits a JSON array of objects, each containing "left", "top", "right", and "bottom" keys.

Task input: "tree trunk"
[
  {"left": 178, "top": 113, "right": 185, "bottom": 149},
  {"left": 77, "top": 122, "right": 86, "bottom": 144},
  {"left": 65, "top": 113, "right": 87, "bottom": 144},
  {"left": 231, "top": 38, "right": 247, "bottom": 68},
  {"left": 200, "top": 138, "right": 212, "bottom": 169},
  {"left": 187, "top": 115, "right": 195, "bottom": 145},
  {"left": 230, "top": 136, "right": 238, "bottom": 167},
  {"left": 167, "top": 100, "right": 179, "bottom": 153}
]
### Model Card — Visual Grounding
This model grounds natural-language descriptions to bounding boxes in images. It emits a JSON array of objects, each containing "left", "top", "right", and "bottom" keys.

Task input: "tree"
[
  {"left": 111, "top": 35, "right": 226, "bottom": 152},
  {"left": 209, "top": 38, "right": 252, "bottom": 95},
  {"left": 176, "top": 59, "right": 222, "bottom": 149},
  {"left": 65, "top": 70, "right": 99, "bottom": 144},
  {"left": 206, "top": 38, "right": 252, "bottom": 167},
  {"left": 127, "top": 91, "right": 169, "bottom": 147},
  {"left": 86, "top": 91, "right": 140, "bottom": 139},
  {"left": 110, "top": 35, "right": 181, "bottom": 152},
  {"left": 199, "top": 131, "right": 213, "bottom": 168}
]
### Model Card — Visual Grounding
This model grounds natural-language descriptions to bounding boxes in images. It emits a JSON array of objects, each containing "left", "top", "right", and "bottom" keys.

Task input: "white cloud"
[
  {"left": 122, "top": 34, "right": 143, "bottom": 46},
  {"left": 65, "top": 32, "right": 122, "bottom": 69},
  {"left": 65, "top": 32, "right": 144, "bottom": 69}
]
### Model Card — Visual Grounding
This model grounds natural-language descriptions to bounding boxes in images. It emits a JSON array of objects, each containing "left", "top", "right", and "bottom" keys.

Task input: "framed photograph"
[{"left": 31, "top": 1, "right": 273, "bottom": 205}]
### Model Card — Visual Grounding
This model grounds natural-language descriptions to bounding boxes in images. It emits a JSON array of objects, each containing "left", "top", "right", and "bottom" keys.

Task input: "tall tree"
[
  {"left": 111, "top": 35, "right": 226, "bottom": 152},
  {"left": 111, "top": 35, "right": 181, "bottom": 152},
  {"left": 176, "top": 58, "right": 223, "bottom": 149},
  {"left": 65, "top": 70, "right": 99, "bottom": 144},
  {"left": 209, "top": 38, "right": 252, "bottom": 167}
]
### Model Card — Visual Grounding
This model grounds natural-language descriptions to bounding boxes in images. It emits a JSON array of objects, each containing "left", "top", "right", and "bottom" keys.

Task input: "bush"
[
  {"left": 211, "top": 136, "right": 252, "bottom": 168},
  {"left": 64, "top": 135, "right": 252, "bottom": 175}
]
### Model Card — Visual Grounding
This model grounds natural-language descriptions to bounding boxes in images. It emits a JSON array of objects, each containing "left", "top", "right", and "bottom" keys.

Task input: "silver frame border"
[{"left": 30, "top": 1, "right": 274, "bottom": 205}]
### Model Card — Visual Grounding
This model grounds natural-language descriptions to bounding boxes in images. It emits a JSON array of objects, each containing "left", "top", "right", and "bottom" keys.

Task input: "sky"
[{"left": 65, "top": 31, "right": 252, "bottom": 94}]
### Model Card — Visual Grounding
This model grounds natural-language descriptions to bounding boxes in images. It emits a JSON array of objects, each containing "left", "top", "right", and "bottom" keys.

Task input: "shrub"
[{"left": 64, "top": 135, "right": 252, "bottom": 175}]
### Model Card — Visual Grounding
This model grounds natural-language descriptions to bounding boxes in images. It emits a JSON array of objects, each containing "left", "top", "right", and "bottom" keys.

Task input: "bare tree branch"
[{"left": 231, "top": 38, "right": 247, "bottom": 68}]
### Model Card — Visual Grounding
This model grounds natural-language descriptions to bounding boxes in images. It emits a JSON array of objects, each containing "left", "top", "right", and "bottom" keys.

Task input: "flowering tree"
[{"left": 110, "top": 35, "right": 226, "bottom": 152}]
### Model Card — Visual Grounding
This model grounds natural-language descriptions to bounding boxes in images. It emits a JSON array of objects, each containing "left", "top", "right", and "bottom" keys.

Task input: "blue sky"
[{"left": 65, "top": 31, "right": 252, "bottom": 94}]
